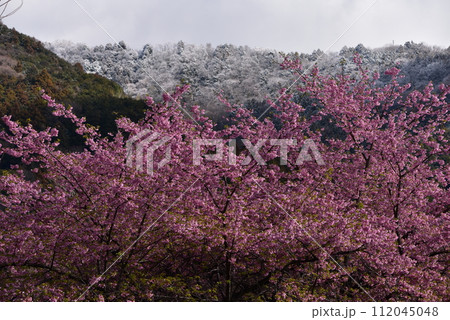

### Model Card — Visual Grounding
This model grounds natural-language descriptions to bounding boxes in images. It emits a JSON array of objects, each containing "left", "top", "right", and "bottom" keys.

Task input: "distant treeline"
[{"left": 47, "top": 40, "right": 450, "bottom": 119}]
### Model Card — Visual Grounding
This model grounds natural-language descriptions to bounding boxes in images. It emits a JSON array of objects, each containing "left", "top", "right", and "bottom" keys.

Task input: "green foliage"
[{"left": 0, "top": 24, "right": 147, "bottom": 151}]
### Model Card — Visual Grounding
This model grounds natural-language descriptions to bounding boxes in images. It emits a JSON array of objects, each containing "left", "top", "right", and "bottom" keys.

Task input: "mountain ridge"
[
  {"left": 0, "top": 22, "right": 147, "bottom": 150},
  {"left": 46, "top": 39, "right": 450, "bottom": 119}
]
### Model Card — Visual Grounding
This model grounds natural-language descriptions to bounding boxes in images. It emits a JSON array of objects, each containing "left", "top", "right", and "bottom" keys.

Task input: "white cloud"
[{"left": 3, "top": 0, "right": 449, "bottom": 52}]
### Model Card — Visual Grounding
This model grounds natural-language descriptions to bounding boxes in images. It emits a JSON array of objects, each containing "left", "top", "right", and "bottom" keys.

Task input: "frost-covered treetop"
[{"left": 46, "top": 40, "right": 449, "bottom": 118}]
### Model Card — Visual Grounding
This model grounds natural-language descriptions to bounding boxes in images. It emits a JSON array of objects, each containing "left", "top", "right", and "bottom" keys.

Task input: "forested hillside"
[
  {"left": 47, "top": 40, "right": 450, "bottom": 119},
  {"left": 0, "top": 23, "right": 147, "bottom": 150}
]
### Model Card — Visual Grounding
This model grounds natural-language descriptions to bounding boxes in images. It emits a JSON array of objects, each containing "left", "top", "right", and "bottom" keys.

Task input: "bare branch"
[{"left": 0, "top": 0, "right": 23, "bottom": 20}]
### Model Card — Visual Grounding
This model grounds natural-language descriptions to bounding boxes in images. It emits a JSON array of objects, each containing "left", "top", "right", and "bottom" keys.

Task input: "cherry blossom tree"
[{"left": 0, "top": 55, "right": 448, "bottom": 301}]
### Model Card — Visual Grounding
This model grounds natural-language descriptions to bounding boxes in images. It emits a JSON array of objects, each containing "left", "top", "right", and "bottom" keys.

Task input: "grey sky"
[{"left": 3, "top": 0, "right": 449, "bottom": 53}]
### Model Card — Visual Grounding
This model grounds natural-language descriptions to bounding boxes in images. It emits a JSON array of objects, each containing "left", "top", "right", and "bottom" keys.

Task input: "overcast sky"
[{"left": 2, "top": 0, "right": 449, "bottom": 53}]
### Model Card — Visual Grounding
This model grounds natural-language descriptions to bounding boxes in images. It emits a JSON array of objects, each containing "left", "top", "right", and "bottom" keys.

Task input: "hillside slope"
[
  {"left": 47, "top": 40, "right": 450, "bottom": 119},
  {"left": 0, "top": 22, "right": 147, "bottom": 149}
]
